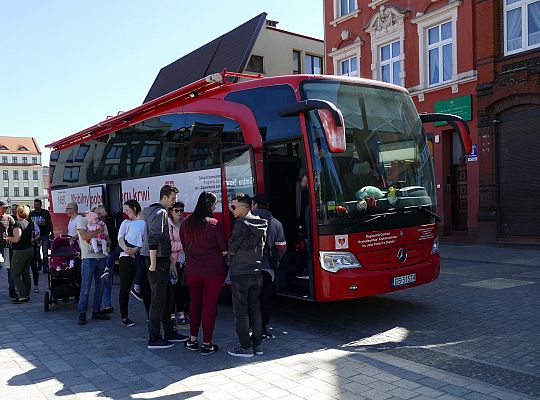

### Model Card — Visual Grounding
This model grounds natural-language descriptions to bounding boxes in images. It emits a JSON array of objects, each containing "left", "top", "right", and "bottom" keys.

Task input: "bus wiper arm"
[{"left": 406, "top": 205, "right": 441, "bottom": 222}]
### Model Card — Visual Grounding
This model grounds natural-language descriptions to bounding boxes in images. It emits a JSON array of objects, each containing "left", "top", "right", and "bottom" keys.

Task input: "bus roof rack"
[{"left": 46, "top": 69, "right": 263, "bottom": 150}]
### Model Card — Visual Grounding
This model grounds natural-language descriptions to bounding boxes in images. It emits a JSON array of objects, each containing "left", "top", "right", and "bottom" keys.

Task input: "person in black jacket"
[
  {"left": 29, "top": 199, "right": 54, "bottom": 273},
  {"left": 227, "top": 193, "right": 267, "bottom": 358}
]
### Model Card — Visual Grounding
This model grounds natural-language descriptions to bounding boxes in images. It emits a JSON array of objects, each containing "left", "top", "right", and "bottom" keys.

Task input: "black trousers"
[
  {"left": 118, "top": 256, "right": 150, "bottom": 319},
  {"left": 145, "top": 257, "right": 174, "bottom": 339},
  {"left": 260, "top": 270, "right": 273, "bottom": 332},
  {"left": 173, "top": 264, "right": 190, "bottom": 314},
  {"left": 30, "top": 246, "right": 40, "bottom": 286}
]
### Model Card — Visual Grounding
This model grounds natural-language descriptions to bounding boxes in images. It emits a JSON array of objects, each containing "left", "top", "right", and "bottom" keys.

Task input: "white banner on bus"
[
  {"left": 51, "top": 184, "right": 106, "bottom": 214},
  {"left": 121, "top": 168, "right": 222, "bottom": 212}
]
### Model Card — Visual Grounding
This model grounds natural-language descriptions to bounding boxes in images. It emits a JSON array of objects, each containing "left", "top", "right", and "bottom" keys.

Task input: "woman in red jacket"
[{"left": 180, "top": 191, "right": 228, "bottom": 355}]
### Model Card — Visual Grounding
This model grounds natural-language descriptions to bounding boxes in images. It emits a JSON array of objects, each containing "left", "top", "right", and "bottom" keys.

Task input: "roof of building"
[
  {"left": 0, "top": 136, "right": 41, "bottom": 154},
  {"left": 143, "top": 12, "right": 267, "bottom": 103}
]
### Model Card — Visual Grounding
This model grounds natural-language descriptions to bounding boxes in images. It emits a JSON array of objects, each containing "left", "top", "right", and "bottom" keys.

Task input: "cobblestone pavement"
[{"left": 0, "top": 243, "right": 538, "bottom": 400}]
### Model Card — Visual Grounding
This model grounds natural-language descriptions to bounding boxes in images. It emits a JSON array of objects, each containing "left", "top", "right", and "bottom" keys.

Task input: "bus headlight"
[
  {"left": 319, "top": 251, "right": 363, "bottom": 273},
  {"left": 431, "top": 237, "right": 439, "bottom": 254}
]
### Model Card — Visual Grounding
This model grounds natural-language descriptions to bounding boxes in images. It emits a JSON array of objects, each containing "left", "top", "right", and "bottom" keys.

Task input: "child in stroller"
[{"left": 44, "top": 236, "right": 81, "bottom": 311}]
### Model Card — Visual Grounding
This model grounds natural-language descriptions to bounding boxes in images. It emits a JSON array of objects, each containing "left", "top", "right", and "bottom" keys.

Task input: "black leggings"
[
  {"left": 30, "top": 246, "right": 39, "bottom": 286},
  {"left": 118, "top": 256, "right": 151, "bottom": 319},
  {"left": 173, "top": 265, "right": 190, "bottom": 314}
]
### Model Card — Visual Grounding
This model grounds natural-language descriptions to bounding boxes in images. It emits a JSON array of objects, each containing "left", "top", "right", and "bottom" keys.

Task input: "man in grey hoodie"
[
  {"left": 227, "top": 193, "right": 268, "bottom": 358},
  {"left": 141, "top": 185, "right": 188, "bottom": 349}
]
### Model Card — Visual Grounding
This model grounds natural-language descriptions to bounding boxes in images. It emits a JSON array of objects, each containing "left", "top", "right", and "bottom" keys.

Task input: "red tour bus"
[{"left": 47, "top": 70, "right": 471, "bottom": 302}]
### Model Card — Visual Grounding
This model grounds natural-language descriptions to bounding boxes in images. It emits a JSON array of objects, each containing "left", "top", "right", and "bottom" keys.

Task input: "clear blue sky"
[{"left": 0, "top": 1, "right": 323, "bottom": 162}]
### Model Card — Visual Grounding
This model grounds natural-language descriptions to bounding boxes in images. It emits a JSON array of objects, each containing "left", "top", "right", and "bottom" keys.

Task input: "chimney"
[{"left": 266, "top": 19, "right": 279, "bottom": 28}]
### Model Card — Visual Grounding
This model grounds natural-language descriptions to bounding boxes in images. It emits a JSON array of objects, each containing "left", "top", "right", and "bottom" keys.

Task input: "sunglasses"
[{"left": 172, "top": 209, "right": 184, "bottom": 213}]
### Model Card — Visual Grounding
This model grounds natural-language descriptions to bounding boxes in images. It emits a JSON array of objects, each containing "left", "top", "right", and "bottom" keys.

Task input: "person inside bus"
[
  {"left": 168, "top": 201, "right": 190, "bottom": 325},
  {"left": 141, "top": 185, "right": 188, "bottom": 349},
  {"left": 251, "top": 194, "right": 286, "bottom": 340},
  {"left": 117, "top": 199, "right": 150, "bottom": 327},
  {"left": 180, "top": 192, "right": 227, "bottom": 355},
  {"left": 227, "top": 193, "right": 267, "bottom": 358},
  {"left": 76, "top": 208, "right": 111, "bottom": 325},
  {"left": 66, "top": 203, "right": 83, "bottom": 240},
  {"left": 5, "top": 205, "right": 36, "bottom": 304}
]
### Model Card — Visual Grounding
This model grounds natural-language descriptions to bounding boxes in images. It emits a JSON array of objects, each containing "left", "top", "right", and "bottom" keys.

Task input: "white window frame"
[
  {"left": 365, "top": 5, "right": 406, "bottom": 86},
  {"left": 330, "top": 0, "right": 360, "bottom": 26},
  {"left": 380, "top": 40, "right": 401, "bottom": 85},
  {"left": 426, "top": 21, "right": 453, "bottom": 86},
  {"left": 329, "top": 41, "right": 362, "bottom": 77},
  {"left": 504, "top": 0, "right": 540, "bottom": 55},
  {"left": 339, "top": 56, "right": 359, "bottom": 77},
  {"left": 412, "top": 1, "right": 460, "bottom": 90}
]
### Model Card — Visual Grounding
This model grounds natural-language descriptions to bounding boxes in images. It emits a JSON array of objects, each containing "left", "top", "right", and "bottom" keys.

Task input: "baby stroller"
[{"left": 44, "top": 236, "right": 81, "bottom": 312}]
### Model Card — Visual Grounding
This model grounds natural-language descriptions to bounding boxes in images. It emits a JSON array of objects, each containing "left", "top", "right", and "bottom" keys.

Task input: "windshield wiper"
[{"left": 400, "top": 205, "right": 441, "bottom": 222}]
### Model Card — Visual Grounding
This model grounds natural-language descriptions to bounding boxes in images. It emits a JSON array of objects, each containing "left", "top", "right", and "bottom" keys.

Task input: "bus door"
[{"left": 222, "top": 145, "right": 257, "bottom": 232}]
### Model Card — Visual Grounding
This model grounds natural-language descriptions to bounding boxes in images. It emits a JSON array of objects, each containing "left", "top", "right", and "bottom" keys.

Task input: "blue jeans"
[
  {"left": 102, "top": 246, "right": 121, "bottom": 308},
  {"left": 231, "top": 273, "right": 263, "bottom": 349},
  {"left": 78, "top": 257, "right": 106, "bottom": 314}
]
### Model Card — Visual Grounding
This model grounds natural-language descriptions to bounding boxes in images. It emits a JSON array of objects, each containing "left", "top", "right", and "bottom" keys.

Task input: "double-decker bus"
[{"left": 47, "top": 70, "right": 471, "bottom": 302}]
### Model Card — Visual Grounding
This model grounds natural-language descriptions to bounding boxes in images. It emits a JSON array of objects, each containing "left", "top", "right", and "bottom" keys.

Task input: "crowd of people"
[{"left": 0, "top": 186, "right": 286, "bottom": 358}]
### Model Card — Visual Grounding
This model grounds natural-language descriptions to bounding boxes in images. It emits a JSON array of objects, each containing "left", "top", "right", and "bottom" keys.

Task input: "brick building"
[
  {"left": 475, "top": 0, "right": 540, "bottom": 244},
  {"left": 324, "top": 0, "right": 478, "bottom": 241}
]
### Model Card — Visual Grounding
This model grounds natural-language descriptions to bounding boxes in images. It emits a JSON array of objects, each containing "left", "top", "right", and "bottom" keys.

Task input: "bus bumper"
[{"left": 316, "top": 253, "right": 440, "bottom": 301}]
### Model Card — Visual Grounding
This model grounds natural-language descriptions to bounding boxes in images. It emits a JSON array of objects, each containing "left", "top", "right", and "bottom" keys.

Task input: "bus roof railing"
[{"left": 46, "top": 69, "right": 263, "bottom": 151}]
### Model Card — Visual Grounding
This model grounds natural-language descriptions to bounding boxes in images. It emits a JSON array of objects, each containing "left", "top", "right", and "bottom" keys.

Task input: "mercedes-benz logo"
[{"left": 397, "top": 248, "right": 407, "bottom": 263}]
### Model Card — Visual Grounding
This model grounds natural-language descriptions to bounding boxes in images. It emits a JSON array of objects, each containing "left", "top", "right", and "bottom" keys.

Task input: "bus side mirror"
[
  {"left": 317, "top": 108, "right": 346, "bottom": 153},
  {"left": 280, "top": 99, "right": 346, "bottom": 153},
  {"left": 419, "top": 113, "right": 472, "bottom": 155}
]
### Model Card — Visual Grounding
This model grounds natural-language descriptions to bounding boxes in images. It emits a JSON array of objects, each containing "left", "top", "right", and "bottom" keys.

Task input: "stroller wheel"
[{"left": 44, "top": 292, "right": 50, "bottom": 312}]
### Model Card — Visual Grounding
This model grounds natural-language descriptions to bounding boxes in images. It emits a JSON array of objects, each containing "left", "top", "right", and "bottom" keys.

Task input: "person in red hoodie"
[{"left": 180, "top": 191, "right": 228, "bottom": 355}]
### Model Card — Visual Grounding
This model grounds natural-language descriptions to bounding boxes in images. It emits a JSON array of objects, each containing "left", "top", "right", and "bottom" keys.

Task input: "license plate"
[{"left": 392, "top": 273, "right": 416, "bottom": 287}]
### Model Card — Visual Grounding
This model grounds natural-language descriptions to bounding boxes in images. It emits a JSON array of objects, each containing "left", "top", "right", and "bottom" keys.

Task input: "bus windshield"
[{"left": 301, "top": 80, "right": 436, "bottom": 235}]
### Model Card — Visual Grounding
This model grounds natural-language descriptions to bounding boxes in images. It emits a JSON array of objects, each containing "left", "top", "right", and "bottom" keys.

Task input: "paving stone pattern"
[{"left": 0, "top": 243, "right": 538, "bottom": 399}]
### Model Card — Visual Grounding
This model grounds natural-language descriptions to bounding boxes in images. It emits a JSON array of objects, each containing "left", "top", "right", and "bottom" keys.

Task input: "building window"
[
  {"left": 18, "top": 146, "right": 28, "bottom": 151},
  {"left": 33, "top": 187, "right": 39, "bottom": 197},
  {"left": 3, "top": 187, "right": 8, "bottom": 197},
  {"left": 0, "top": 145, "right": 7, "bottom": 150},
  {"left": 14, "top": 187, "right": 19, "bottom": 197},
  {"left": 293, "top": 50, "right": 301, "bottom": 74},
  {"left": 380, "top": 40, "right": 401, "bottom": 85},
  {"left": 338, "top": 0, "right": 357, "bottom": 17},
  {"left": 63, "top": 166, "right": 80, "bottom": 182},
  {"left": 340, "top": 56, "right": 358, "bottom": 77},
  {"left": 23, "top": 170, "right": 28, "bottom": 180},
  {"left": 12, "top": 157, "right": 17, "bottom": 163},
  {"left": 2, "top": 156, "right": 7, "bottom": 163},
  {"left": 427, "top": 21, "right": 453, "bottom": 86},
  {"left": 2, "top": 170, "right": 7, "bottom": 180},
  {"left": 33, "top": 170, "right": 38, "bottom": 180},
  {"left": 23, "top": 187, "right": 29, "bottom": 197},
  {"left": 13, "top": 170, "right": 18, "bottom": 180},
  {"left": 306, "top": 54, "right": 323, "bottom": 74},
  {"left": 32, "top": 157, "right": 38, "bottom": 164},
  {"left": 504, "top": 0, "right": 540, "bottom": 54},
  {"left": 22, "top": 157, "right": 28, "bottom": 164},
  {"left": 245, "top": 55, "right": 264, "bottom": 73}
]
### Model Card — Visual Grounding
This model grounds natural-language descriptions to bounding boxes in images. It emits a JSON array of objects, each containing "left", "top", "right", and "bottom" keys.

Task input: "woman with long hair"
[
  {"left": 117, "top": 199, "right": 149, "bottom": 326},
  {"left": 180, "top": 191, "right": 227, "bottom": 355}
]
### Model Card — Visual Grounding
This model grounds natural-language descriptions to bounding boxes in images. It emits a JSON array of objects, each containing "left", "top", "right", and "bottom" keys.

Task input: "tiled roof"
[
  {"left": 143, "top": 13, "right": 267, "bottom": 103},
  {"left": 0, "top": 136, "right": 41, "bottom": 154}
]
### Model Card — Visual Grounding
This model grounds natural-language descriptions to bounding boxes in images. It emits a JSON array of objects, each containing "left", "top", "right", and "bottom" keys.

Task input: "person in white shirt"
[{"left": 66, "top": 203, "right": 83, "bottom": 239}]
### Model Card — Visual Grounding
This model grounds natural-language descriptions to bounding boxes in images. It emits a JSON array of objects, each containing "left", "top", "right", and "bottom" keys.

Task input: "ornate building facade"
[{"left": 324, "top": 0, "right": 479, "bottom": 241}]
